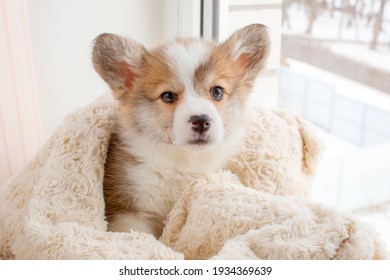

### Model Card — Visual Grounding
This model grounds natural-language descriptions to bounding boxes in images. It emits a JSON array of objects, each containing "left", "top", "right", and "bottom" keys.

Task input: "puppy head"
[{"left": 92, "top": 24, "right": 270, "bottom": 151}]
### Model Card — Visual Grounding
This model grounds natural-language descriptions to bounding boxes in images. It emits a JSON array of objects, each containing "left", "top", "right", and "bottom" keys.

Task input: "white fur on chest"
[
  {"left": 129, "top": 161, "right": 198, "bottom": 219},
  {"left": 128, "top": 135, "right": 230, "bottom": 212},
  {"left": 108, "top": 133, "right": 231, "bottom": 236}
]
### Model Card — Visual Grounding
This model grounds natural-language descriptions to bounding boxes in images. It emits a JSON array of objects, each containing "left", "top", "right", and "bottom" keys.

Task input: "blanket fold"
[
  {"left": 0, "top": 95, "right": 388, "bottom": 259},
  {"left": 161, "top": 171, "right": 387, "bottom": 259}
]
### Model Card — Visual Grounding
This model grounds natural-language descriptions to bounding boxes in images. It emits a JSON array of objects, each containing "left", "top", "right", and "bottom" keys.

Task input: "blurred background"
[
  {"left": 1, "top": 0, "right": 389, "bottom": 248},
  {"left": 279, "top": 0, "right": 390, "bottom": 249}
]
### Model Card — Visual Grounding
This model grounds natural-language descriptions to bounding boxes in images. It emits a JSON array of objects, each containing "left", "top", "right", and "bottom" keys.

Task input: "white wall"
[{"left": 26, "top": 0, "right": 164, "bottom": 139}]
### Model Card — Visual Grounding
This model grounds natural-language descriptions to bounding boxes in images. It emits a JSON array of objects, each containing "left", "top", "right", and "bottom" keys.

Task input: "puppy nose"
[{"left": 190, "top": 114, "right": 210, "bottom": 134}]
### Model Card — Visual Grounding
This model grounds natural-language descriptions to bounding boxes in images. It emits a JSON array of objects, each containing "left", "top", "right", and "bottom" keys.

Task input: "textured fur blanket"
[{"left": 0, "top": 95, "right": 388, "bottom": 259}]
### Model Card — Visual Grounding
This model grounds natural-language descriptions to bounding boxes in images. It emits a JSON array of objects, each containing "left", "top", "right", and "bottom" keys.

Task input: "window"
[{"left": 280, "top": 0, "right": 390, "bottom": 245}]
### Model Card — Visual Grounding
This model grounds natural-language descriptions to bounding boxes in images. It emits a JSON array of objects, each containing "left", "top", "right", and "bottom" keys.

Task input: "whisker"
[
  {"left": 151, "top": 135, "right": 165, "bottom": 164},
  {"left": 137, "top": 133, "right": 161, "bottom": 151}
]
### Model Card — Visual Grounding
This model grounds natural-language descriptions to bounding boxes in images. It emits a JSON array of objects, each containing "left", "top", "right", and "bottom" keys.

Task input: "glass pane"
[{"left": 280, "top": 0, "right": 390, "bottom": 247}]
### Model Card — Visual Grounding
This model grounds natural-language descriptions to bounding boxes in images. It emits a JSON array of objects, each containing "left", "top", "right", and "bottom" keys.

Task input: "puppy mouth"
[
  {"left": 189, "top": 138, "right": 210, "bottom": 145},
  {"left": 168, "top": 134, "right": 212, "bottom": 147},
  {"left": 186, "top": 133, "right": 214, "bottom": 147}
]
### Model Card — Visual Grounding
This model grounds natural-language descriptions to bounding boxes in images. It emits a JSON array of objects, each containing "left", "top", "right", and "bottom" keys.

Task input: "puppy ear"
[
  {"left": 92, "top": 33, "right": 146, "bottom": 97},
  {"left": 220, "top": 24, "right": 270, "bottom": 84}
]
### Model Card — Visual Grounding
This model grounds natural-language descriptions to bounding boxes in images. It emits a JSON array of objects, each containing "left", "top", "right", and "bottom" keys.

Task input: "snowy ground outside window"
[{"left": 280, "top": 0, "right": 390, "bottom": 250}]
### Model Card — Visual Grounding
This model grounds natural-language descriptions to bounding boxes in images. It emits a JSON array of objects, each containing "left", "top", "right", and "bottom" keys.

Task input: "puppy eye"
[
  {"left": 160, "top": 92, "right": 178, "bottom": 103},
  {"left": 210, "top": 86, "right": 224, "bottom": 101}
]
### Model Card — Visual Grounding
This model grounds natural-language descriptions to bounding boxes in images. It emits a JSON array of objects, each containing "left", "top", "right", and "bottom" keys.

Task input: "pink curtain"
[{"left": 0, "top": 0, "right": 41, "bottom": 185}]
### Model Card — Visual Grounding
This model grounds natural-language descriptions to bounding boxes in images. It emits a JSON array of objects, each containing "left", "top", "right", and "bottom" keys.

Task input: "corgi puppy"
[{"left": 92, "top": 24, "right": 270, "bottom": 238}]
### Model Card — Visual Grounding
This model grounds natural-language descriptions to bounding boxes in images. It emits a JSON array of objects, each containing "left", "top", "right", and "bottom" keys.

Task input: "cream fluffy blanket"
[{"left": 0, "top": 95, "right": 388, "bottom": 259}]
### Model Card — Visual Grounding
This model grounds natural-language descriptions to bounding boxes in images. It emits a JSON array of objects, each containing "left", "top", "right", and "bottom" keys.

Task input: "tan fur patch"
[{"left": 103, "top": 131, "right": 139, "bottom": 221}]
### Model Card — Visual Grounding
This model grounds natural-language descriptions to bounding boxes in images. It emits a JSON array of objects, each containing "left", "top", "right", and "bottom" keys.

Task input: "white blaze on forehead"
[
  {"left": 163, "top": 40, "right": 225, "bottom": 148},
  {"left": 163, "top": 40, "right": 212, "bottom": 96}
]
